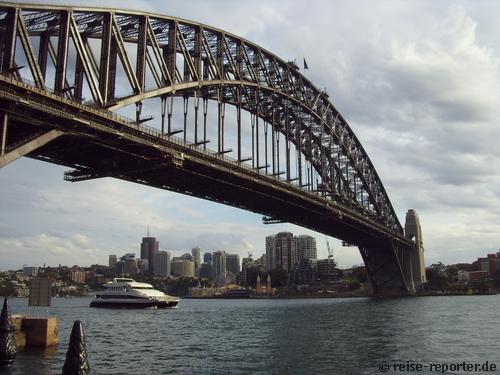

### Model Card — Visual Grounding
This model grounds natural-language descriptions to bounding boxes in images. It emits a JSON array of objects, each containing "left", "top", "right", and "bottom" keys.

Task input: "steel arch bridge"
[{"left": 0, "top": 3, "right": 418, "bottom": 295}]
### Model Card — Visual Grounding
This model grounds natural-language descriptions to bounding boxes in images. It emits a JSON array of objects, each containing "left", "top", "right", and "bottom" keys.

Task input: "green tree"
[
  {"left": 0, "top": 280, "right": 14, "bottom": 297},
  {"left": 446, "top": 266, "right": 458, "bottom": 282},
  {"left": 243, "top": 268, "right": 267, "bottom": 288},
  {"left": 164, "top": 277, "right": 198, "bottom": 297},
  {"left": 425, "top": 268, "right": 448, "bottom": 291},
  {"left": 350, "top": 268, "right": 368, "bottom": 283}
]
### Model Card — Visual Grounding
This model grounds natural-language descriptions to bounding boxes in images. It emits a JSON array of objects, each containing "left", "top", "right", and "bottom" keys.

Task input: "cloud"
[
  {"left": 385, "top": 6, "right": 499, "bottom": 124},
  {"left": 0, "top": 233, "right": 109, "bottom": 268}
]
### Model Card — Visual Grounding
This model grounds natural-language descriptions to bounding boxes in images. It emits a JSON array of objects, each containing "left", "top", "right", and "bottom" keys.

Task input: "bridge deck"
[{"left": 0, "top": 74, "right": 411, "bottom": 250}]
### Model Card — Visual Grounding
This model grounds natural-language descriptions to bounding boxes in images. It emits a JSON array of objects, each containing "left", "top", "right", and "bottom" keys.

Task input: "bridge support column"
[
  {"left": 401, "top": 247, "right": 415, "bottom": 293},
  {"left": 404, "top": 209, "right": 426, "bottom": 289},
  {"left": 0, "top": 129, "right": 64, "bottom": 168},
  {"left": 359, "top": 242, "right": 411, "bottom": 296},
  {"left": 1, "top": 112, "right": 7, "bottom": 155}
]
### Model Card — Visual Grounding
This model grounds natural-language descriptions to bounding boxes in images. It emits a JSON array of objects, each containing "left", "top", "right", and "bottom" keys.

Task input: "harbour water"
[{"left": 2, "top": 295, "right": 500, "bottom": 374}]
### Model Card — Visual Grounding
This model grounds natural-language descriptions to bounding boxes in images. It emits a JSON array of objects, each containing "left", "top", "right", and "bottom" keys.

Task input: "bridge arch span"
[{"left": 0, "top": 3, "right": 416, "bottom": 295}]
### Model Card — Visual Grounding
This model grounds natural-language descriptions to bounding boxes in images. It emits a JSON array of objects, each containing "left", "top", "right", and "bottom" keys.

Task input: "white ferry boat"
[{"left": 90, "top": 278, "right": 179, "bottom": 309}]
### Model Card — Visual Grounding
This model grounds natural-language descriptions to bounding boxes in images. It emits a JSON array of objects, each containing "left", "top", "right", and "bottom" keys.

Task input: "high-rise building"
[
  {"left": 203, "top": 252, "right": 213, "bottom": 264},
  {"left": 298, "top": 235, "right": 317, "bottom": 260},
  {"left": 191, "top": 247, "right": 202, "bottom": 271},
  {"left": 69, "top": 268, "right": 86, "bottom": 284},
  {"left": 290, "top": 258, "right": 316, "bottom": 285},
  {"left": 171, "top": 259, "right": 195, "bottom": 278},
  {"left": 317, "top": 258, "right": 338, "bottom": 283},
  {"left": 265, "top": 235, "right": 275, "bottom": 271},
  {"left": 140, "top": 237, "right": 159, "bottom": 273},
  {"left": 121, "top": 253, "right": 139, "bottom": 275},
  {"left": 285, "top": 235, "right": 299, "bottom": 272},
  {"left": 475, "top": 253, "right": 500, "bottom": 276},
  {"left": 266, "top": 232, "right": 299, "bottom": 273},
  {"left": 256, "top": 254, "right": 267, "bottom": 270},
  {"left": 226, "top": 254, "right": 241, "bottom": 276},
  {"left": 155, "top": 251, "right": 171, "bottom": 277},
  {"left": 109, "top": 255, "right": 117, "bottom": 269},
  {"left": 180, "top": 253, "right": 193, "bottom": 261},
  {"left": 199, "top": 263, "right": 213, "bottom": 279},
  {"left": 241, "top": 257, "right": 254, "bottom": 285},
  {"left": 124, "top": 259, "right": 138, "bottom": 275},
  {"left": 212, "top": 251, "right": 227, "bottom": 280},
  {"left": 136, "top": 258, "right": 148, "bottom": 273},
  {"left": 115, "top": 261, "right": 124, "bottom": 275}
]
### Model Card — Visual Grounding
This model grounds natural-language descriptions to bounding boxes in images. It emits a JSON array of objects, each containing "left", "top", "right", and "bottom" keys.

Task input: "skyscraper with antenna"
[{"left": 140, "top": 226, "right": 159, "bottom": 273}]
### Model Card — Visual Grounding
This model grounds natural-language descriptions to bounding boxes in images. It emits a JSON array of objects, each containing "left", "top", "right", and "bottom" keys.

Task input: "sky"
[{"left": 2, "top": 0, "right": 500, "bottom": 270}]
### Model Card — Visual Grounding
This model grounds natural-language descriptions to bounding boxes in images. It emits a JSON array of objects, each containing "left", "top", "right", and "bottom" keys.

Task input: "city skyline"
[
  {"left": 2, "top": 0, "right": 500, "bottom": 270},
  {"left": 0, "top": 220, "right": 338, "bottom": 270}
]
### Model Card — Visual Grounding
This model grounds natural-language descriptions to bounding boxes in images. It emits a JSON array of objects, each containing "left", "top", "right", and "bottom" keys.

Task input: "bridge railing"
[{"left": 0, "top": 73, "right": 136, "bottom": 126}]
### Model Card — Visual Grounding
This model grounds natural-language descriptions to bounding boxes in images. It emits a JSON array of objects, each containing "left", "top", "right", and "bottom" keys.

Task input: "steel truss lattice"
[{"left": 0, "top": 2, "right": 403, "bottom": 236}]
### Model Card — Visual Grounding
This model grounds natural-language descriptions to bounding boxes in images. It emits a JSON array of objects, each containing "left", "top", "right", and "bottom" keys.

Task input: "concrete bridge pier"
[
  {"left": 404, "top": 209, "right": 427, "bottom": 290},
  {"left": 360, "top": 209, "right": 427, "bottom": 296}
]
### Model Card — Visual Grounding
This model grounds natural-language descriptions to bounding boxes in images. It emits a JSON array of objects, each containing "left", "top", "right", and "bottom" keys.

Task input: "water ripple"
[{"left": 4, "top": 295, "right": 500, "bottom": 374}]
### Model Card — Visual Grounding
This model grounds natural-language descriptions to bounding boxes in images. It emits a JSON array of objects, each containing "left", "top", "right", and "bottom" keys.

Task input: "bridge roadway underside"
[{"left": 0, "top": 78, "right": 413, "bottom": 295}]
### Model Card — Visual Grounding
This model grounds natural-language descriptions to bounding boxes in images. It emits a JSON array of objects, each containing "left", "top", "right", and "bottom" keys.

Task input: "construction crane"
[
  {"left": 323, "top": 236, "right": 337, "bottom": 286},
  {"left": 325, "top": 236, "right": 333, "bottom": 259}
]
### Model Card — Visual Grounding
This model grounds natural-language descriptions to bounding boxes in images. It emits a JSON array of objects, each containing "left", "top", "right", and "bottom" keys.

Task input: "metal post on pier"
[
  {"left": 62, "top": 320, "right": 90, "bottom": 375},
  {"left": 0, "top": 298, "right": 17, "bottom": 367}
]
